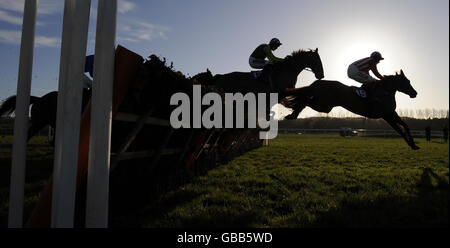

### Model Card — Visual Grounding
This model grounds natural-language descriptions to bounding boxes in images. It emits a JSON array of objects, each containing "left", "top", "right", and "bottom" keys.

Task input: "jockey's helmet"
[
  {"left": 371, "top": 51, "right": 384, "bottom": 60},
  {"left": 269, "top": 38, "right": 282, "bottom": 46}
]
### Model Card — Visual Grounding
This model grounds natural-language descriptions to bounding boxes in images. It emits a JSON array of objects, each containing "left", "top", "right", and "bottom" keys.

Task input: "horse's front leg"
[
  {"left": 392, "top": 112, "right": 419, "bottom": 150},
  {"left": 284, "top": 103, "right": 306, "bottom": 120},
  {"left": 383, "top": 115, "right": 419, "bottom": 150}
]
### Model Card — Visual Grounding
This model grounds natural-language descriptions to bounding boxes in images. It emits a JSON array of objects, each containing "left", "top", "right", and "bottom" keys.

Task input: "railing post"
[
  {"left": 85, "top": 0, "right": 117, "bottom": 228},
  {"left": 51, "top": 0, "right": 91, "bottom": 228},
  {"left": 8, "top": 0, "right": 37, "bottom": 228}
]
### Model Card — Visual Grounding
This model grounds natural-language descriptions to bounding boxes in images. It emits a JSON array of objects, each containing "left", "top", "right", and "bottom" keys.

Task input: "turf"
[
  {"left": 0, "top": 136, "right": 53, "bottom": 227},
  {"left": 122, "top": 134, "right": 449, "bottom": 227}
]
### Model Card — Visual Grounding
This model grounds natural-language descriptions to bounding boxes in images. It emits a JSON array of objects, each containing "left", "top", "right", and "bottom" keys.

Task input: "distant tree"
[
  {"left": 407, "top": 109, "right": 415, "bottom": 118},
  {"left": 440, "top": 109, "right": 448, "bottom": 119},
  {"left": 424, "top": 108, "right": 431, "bottom": 119},
  {"left": 432, "top": 108, "right": 438, "bottom": 119},
  {"left": 415, "top": 109, "right": 424, "bottom": 119}
]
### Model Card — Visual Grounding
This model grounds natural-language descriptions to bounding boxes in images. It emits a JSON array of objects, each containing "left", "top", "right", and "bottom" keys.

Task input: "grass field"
[
  {"left": 0, "top": 136, "right": 53, "bottom": 227},
  {"left": 0, "top": 134, "right": 448, "bottom": 227}
]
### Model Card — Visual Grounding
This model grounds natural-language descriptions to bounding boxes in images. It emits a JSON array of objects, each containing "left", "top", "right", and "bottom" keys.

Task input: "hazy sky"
[{"left": 0, "top": 0, "right": 448, "bottom": 118}]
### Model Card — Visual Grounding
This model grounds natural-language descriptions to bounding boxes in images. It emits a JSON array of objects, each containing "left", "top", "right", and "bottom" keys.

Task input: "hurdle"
[{"left": 8, "top": 0, "right": 119, "bottom": 228}]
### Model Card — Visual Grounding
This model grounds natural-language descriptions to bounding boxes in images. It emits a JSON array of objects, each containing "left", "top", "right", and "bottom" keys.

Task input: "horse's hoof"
[
  {"left": 284, "top": 114, "right": 296, "bottom": 120},
  {"left": 411, "top": 145, "right": 420, "bottom": 150}
]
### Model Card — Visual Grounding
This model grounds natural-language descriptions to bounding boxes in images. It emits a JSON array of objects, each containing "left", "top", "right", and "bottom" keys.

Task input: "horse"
[
  {"left": 282, "top": 70, "right": 420, "bottom": 150},
  {"left": 0, "top": 89, "right": 91, "bottom": 143},
  {"left": 212, "top": 48, "right": 324, "bottom": 95},
  {"left": 189, "top": 48, "right": 324, "bottom": 157}
]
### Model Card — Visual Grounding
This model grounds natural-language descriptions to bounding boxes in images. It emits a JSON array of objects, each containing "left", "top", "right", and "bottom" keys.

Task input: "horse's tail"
[
  {"left": 281, "top": 87, "right": 311, "bottom": 109},
  {"left": 0, "top": 95, "right": 41, "bottom": 117},
  {"left": 281, "top": 95, "right": 299, "bottom": 109},
  {"left": 281, "top": 80, "right": 326, "bottom": 109},
  {"left": 0, "top": 96, "right": 17, "bottom": 116}
]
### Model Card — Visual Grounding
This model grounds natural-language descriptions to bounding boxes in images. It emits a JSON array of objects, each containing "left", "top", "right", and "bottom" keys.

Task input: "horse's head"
[
  {"left": 304, "top": 48, "right": 324, "bottom": 79},
  {"left": 394, "top": 70, "right": 417, "bottom": 98},
  {"left": 286, "top": 48, "right": 324, "bottom": 80}
]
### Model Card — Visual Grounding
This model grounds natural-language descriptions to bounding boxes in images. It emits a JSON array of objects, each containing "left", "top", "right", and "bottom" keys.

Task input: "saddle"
[
  {"left": 352, "top": 82, "right": 376, "bottom": 99},
  {"left": 353, "top": 82, "right": 383, "bottom": 100},
  {"left": 353, "top": 87, "right": 368, "bottom": 98}
]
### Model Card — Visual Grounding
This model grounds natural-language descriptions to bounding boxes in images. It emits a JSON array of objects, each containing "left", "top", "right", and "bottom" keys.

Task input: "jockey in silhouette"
[
  {"left": 249, "top": 38, "right": 284, "bottom": 86},
  {"left": 347, "top": 51, "right": 384, "bottom": 99},
  {"left": 249, "top": 38, "right": 284, "bottom": 69}
]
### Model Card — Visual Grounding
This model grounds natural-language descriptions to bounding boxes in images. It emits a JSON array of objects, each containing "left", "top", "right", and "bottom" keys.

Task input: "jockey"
[
  {"left": 249, "top": 38, "right": 284, "bottom": 69},
  {"left": 347, "top": 51, "right": 384, "bottom": 84},
  {"left": 347, "top": 51, "right": 384, "bottom": 102}
]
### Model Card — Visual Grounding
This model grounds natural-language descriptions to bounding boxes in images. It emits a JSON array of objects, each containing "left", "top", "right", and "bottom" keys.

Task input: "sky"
[{"left": 0, "top": 0, "right": 448, "bottom": 118}]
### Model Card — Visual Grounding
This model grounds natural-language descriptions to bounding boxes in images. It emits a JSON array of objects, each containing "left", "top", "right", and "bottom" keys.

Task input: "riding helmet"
[
  {"left": 371, "top": 51, "right": 384, "bottom": 60},
  {"left": 270, "top": 38, "right": 282, "bottom": 46}
]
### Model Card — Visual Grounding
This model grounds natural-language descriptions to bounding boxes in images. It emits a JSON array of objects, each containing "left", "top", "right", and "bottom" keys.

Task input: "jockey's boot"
[{"left": 362, "top": 82, "right": 377, "bottom": 102}]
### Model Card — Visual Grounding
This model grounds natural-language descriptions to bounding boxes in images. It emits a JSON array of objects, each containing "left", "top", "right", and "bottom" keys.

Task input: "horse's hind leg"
[{"left": 283, "top": 87, "right": 313, "bottom": 120}]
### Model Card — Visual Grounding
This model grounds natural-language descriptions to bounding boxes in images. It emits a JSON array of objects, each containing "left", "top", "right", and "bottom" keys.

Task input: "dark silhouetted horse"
[
  {"left": 190, "top": 49, "right": 324, "bottom": 154},
  {"left": 0, "top": 89, "right": 91, "bottom": 143},
  {"left": 212, "top": 48, "right": 324, "bottom": 94},
  {"left": 193, "top": 48, "right": 324, "bottom": 118},
  {"left": 282, "top": 70, "right": 420, "bottom": 150}
]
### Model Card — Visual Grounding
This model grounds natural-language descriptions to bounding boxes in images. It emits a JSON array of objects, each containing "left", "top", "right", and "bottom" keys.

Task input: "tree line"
[
  {"left": 298, "top": 108, "right": 449, "bottom": 119},
  {"left": 279, "top": 116, "right": 449, "bottom": 131}
]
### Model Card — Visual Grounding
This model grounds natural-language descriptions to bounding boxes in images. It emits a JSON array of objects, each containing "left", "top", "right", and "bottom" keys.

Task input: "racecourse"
[{"left": 0, "top": 134, "right": 448, "bottom": 227}]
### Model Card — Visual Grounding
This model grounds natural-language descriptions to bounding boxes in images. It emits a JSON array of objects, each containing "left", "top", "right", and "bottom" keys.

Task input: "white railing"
[
  {"left": 8, "top": 0, "right": 37, "bottom": 228},
  {"left": 8, "top": 0, "right": 117, "bottom": 228}
]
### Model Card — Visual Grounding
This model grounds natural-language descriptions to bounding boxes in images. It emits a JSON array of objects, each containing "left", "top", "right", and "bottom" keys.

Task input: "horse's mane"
[
  {"left": 290, "top": 49, "right": 308, "bottom": 57},
  {"left": 377, "top": 72, "right": 406, "bottom": 92},
  {"left": 382, "top": 74, "right": 398, "bottom": 80},
  {"left": 273, "top": 49, "right": 313, "bottom": 68},
  {"left": 379, "top": 73, "right": 401, "bottom": 84},
  {"left": 288, "top": 49, "right": 314, "bottom": 61}
]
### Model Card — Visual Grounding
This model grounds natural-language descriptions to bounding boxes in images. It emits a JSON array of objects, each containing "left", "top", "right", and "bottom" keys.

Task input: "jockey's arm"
[
  {"left": 263, "top": 46, "right": 284, "bottom": 63},
  {"left": 371, "top": 65, "right": 384, "bottom": 80}
]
